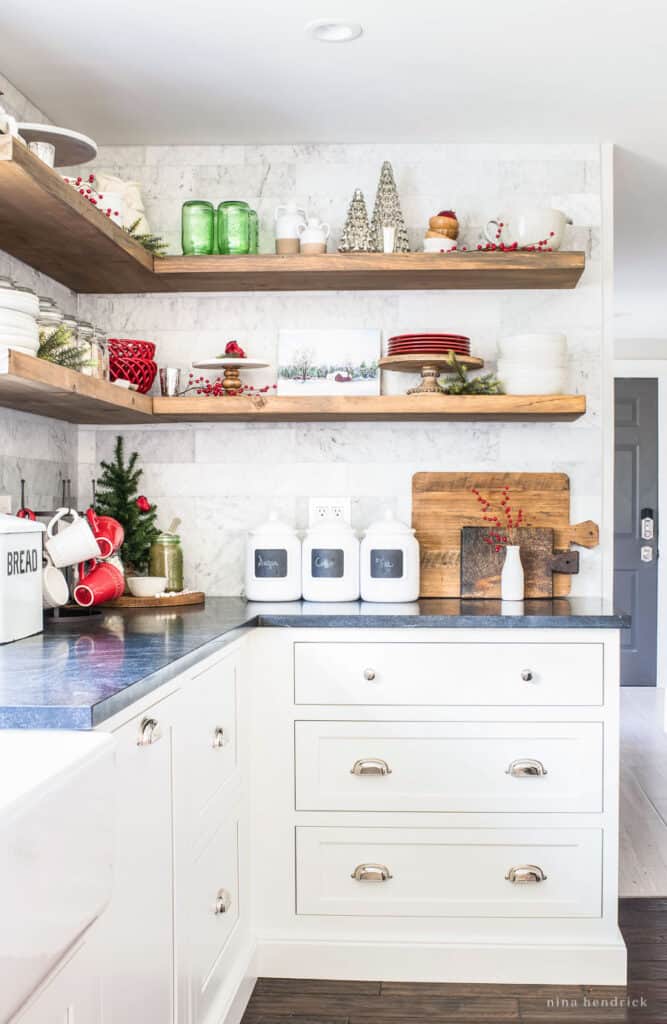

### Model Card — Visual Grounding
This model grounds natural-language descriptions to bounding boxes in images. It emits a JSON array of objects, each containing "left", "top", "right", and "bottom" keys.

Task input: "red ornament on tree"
[{"left": 136, "top": 495, "right": 151, "bottom": 512}]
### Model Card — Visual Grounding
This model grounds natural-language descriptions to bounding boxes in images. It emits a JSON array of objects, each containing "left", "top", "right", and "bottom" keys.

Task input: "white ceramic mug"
[
  {"left": 45, "top": 507, "right": 100, "bottom": 568},
  {"left": 484, "top": 208, "right": 572, "bottom": 250},
  {"left": 43, "top": 560, "right": 69, "bottom": 608}
]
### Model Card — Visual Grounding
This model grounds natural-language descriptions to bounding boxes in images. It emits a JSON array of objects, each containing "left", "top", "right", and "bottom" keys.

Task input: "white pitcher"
[
  {"left": 275, "top": 201, "right": 307, "bottom": 254},
  {"left": 297, "top": 216, "right": 330, "bottom": 256}
]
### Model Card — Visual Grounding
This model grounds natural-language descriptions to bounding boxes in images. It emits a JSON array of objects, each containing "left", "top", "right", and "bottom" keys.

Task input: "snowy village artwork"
[{"left": 277, "top": 329, "right": 381, "bottom": 396}]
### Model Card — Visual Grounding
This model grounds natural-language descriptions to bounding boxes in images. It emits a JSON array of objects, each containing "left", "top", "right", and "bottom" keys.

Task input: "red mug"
[
  {"left": 86, "top": 508, "right": 125, "bottom": 559},
  {"left": 73, "top": 559, "right": 124, "bottom": 607}
]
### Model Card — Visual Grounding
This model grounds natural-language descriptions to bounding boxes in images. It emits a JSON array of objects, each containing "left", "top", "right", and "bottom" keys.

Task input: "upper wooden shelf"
[
  {"left": 0, "top": 349, "right": 586, "bottom": 424},
  {"left": 0, "top": 137, "right": 586, "bottom": 294}
]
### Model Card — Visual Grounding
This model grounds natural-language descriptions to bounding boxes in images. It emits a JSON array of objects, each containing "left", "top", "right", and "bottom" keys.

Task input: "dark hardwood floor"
[{"left": 241, "top": 899, "right": 667, "bottom": 1023}]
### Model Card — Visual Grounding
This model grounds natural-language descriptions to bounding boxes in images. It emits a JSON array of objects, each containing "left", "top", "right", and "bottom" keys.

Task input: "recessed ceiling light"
[{"left": 306, "top": 19, "right": 363, "bottom": 43}]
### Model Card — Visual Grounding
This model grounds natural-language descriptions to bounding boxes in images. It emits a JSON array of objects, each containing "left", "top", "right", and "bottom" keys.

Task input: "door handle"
[
  {"left": 641, "top": 508, "right": 655, "bottom": 541},
  {"left": 641, "top": 546, "right": 654, "bottom": 563}
]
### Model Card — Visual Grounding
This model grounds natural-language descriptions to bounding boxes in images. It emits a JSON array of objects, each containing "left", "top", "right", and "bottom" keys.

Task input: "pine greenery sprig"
[
  {"left": 440, "top": 352, "right": 505, "bottom": 395},
  {"left": 124, "top": 217, "right": 169, "bottom": 258},
  {"left": 94, "top": 436, "right": 160, "bottom": 573},
  {"left": 37, "top": 324, "right": 89, "bottom": 371}
]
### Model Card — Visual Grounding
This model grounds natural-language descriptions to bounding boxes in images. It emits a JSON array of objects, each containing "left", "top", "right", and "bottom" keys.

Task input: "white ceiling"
[{"left": 2, "top": 0, "right": 667, "bottom": 340}]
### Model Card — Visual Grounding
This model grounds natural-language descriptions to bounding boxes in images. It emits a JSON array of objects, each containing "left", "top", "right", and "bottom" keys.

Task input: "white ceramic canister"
[
  {"left": 245, "top": 512, "right": 302, "bottom": 601},
  {"left": 302, "top": 519, "right": 360, "bottom": 602},
  {"left": 360, "top": 510, "right": 420, "bottom": 602},
  {"left": 275, "top": 201, "right": 307, "bottom": 254},
  {"left": 297, "top": 216, "right": 330, "bottom": 255}
]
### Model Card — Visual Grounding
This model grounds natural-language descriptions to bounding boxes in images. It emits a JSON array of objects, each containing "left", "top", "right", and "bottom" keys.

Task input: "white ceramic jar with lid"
[
  {"left": 245, "top": 512, "right": 302, "bottom": 601},
  {"left": 274, "top": 200, "right": 307, "bottom": 254},
  {"left": 302, "top": 519, "right": 360, "bottom": 602},
  {"left": 360, "top": 510, "right": 420, "bottom": 603}
]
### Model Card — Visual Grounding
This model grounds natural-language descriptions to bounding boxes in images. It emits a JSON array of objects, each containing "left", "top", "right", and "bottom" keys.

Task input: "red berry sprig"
[{"left": 471, "top": 486, "right": 524, "bottom": 550}]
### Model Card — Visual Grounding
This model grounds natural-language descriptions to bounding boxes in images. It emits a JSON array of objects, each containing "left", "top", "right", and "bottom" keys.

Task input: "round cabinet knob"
[
  {"left": 351, "top": 862, "right": 393, "bottom": 882},
  {"left": 520, "top": 669, "right": 534, "bottom": 683},
  {"left": 363, "top": 668, "right": 377, "bottom": 681},
  {"left": 214, "top": 888, "right": 232, "bottom": 914},
  {"left": 137, "top": 717, "right": 162, "bottom": 746},
  {"left": 350, "top": 758, "right": 392, "bottom": 776},
  {"left": 505, "top": 758, "right": 548, "bottom": 777},
  {"left": 212, "top": 726, "right": 226, "bottom": 749},
  {"left": 505, "top": 864, "right": 547, "bottom": 884}
]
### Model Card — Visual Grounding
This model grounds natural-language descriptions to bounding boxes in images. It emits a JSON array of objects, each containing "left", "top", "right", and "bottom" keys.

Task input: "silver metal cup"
[{"left": 159, "top": 367, "right": 182, "bottom": 396}]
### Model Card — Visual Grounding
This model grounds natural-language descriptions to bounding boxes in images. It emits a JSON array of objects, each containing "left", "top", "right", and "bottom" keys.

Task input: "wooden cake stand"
[{"left": 379, "top": 353, "right": 484, "bottom": 396}]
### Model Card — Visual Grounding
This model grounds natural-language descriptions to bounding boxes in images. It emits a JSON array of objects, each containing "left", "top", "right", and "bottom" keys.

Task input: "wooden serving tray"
[{"left": 105, "top": 591, "right": 205, "bottom": 609}]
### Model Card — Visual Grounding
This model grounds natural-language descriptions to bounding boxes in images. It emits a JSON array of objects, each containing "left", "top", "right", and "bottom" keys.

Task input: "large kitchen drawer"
[
  {"left": 294, "top": 642, "right": 603, "bottom": 706},
  {"left": 294, "top": 721, "right": 603, "bottom": 813},
  {"left": 296, "top": 826, "right": 602, "bottom": 918}
]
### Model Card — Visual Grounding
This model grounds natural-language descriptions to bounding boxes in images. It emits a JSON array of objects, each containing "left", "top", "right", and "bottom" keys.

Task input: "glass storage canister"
[
  {"left": 76, "top": 320, "right": 107, "bottom": 378},
  {"left": 181, "top": 200, "right": 215, "bottom": 255},
  {"left": 149, "top": 532, "right": 184, "bottom": 592},
  {"left": 37, "top": 297, "right": 63, "bottom": 338},
  {"left": 217, "top": 200, "right": 250, "bottom": 254},
  {"left": 248, "top": 208, "right": 259, "bottom": 253}
]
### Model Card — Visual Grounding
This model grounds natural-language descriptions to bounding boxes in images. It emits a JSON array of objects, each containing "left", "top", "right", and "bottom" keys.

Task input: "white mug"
[
  {"left": 484, "top": 207, "right": 572, "bottom": 251},
  {"left": 45, "top": 507, "right": 100, "bottom": 568},
  {"left": 43, "top": 560, "right": 69, "bottom": 608}
]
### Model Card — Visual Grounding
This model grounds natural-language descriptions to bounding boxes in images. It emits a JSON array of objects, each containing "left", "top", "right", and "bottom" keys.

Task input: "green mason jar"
[
  {"left": 248, "top": 209, "right": 259, "bottom": 253},
  {"left": 149, "top": 533, "right": 184, "bottom": 592},
  {"left": 182, "top": 200, "right": 214, "bottom": 255},
  {"left": 217, "top": 200, "right": 250, "bottom": 254}
]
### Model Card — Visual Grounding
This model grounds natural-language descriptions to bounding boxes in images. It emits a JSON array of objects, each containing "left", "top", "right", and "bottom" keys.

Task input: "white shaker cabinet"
[{"left": 12, "top": 940, "right": 103, "bottom": 1024}]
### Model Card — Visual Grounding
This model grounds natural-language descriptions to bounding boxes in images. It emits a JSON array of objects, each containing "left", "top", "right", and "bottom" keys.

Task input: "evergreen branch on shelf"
[
  {"left": 124, "top": 218, "right": 169, "bottom": 258},
  {"left": 37, "top": 324, "right": 89, "bottom": 371},
  {"left": 440, "top": 352, "right": 505, "bottom": 395},
  {"left": 95, "top": 436, "right": 160, "bottom": 573}
]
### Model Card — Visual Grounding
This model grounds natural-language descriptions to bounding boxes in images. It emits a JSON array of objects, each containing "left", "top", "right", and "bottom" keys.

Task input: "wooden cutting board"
[
  {"left": 412, "top": 472, "right": 599, "bottom": 598},
  {"left": 461, "top": 527, "right": 579, "bottom": 599}
]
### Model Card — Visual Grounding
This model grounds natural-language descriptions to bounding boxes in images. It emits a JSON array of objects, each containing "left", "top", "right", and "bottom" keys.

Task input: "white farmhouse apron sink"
[{"left": 0, "top": 730, "right": 115, "bottom": 1021}]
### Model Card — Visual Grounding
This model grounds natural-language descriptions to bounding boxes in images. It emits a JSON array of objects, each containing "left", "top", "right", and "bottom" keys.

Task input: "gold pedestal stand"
[{"left": 379, "top": 353, "right": 484, "bottom": 396}]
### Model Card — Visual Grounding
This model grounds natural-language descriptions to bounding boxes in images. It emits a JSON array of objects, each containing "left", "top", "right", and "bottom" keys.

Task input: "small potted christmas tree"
[{"left": 95, "top": 436, "right": 159, "bottom": 582}]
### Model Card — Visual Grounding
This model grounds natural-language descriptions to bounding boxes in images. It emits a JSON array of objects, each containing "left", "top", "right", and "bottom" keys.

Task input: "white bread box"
[{"left": 0, "top": 513, "right": 45, "bottom": 644}]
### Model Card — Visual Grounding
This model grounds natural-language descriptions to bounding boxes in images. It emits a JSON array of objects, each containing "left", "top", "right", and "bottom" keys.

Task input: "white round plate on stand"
[
  {"left": 16, "top": 124, "right": 97, "bottom": 166},
  {"left": 192, "top": 358, "right": 268, "bottom": 371}
]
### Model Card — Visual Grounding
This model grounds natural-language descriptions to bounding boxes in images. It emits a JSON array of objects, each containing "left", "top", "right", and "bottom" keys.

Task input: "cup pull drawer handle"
[
  {"left": 505, "top": 864, "right": 547, "bottom": 884},
  {"left": 351, "top": 863, "right": 393, "bottom": 882},
  {"left": 505, "top": 758, "right": 548, "bottom": 777},
  {"left": 214, "top": 888, "right": 232, "bottom": 914},
  {"left": 212, "top": 726, "right": 226, "bottom": 749},
  {"left": 137, "top": 717, "right": 162, "bottom": 746},
  {"left": 350, "top": 758, "right": 392, "bottom": 776}
]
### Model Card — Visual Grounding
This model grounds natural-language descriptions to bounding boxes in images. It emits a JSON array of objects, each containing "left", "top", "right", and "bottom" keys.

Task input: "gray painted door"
[{"left": 614, "top": 378, "right": 659, "bottom": 686}]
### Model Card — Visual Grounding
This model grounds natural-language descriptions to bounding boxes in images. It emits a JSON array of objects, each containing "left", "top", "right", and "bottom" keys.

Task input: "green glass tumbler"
[
  {"left": 248, "top": 209, "right": 259, "bottom": 253},
  {"left": 182, "top": 200, "right": 214, "bottom": 255},
  {"left": 217, "top": 201, "right": 250, "bottom": 254}
]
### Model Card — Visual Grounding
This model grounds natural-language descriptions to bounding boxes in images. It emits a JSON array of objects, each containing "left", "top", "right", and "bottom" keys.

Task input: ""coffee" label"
[{"left": 311, "top": 548, "right": 344, "bottom": 578}]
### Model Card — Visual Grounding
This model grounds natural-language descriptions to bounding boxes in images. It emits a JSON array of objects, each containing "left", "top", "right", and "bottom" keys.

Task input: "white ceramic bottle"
[
  {"left": 360, "top": 510, "right": 420, "bottom": 602},
  {"left": 302, "top": 519, "right": 360, "bottom": 602},
  {"left": 245, "top": 513, "right": 302, "bottom": 601}
]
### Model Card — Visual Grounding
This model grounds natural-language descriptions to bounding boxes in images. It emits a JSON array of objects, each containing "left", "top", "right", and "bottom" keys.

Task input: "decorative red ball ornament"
[{"left": 136, "top": 495, "right": 151, "bottom": 512}]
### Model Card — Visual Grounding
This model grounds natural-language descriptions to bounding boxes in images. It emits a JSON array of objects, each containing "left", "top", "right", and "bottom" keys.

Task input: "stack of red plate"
[{"left": 387, "top": 333, "right": 470, "bottom": 356}]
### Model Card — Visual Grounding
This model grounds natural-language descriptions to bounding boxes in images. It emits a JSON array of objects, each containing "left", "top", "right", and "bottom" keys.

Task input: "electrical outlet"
[{"left": 308, "top": 497, "right": 351, "bottom": 526}]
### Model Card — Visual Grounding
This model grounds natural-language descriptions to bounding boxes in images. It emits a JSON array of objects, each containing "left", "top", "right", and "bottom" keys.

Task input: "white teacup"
[
  {"left": 45, "top": 507, "right": 100, "bottom": 569},
  {"left": 43, "top": 561, "right": 69, "bottom": 608},
  {"left": 484, "top": 208, "right": 572, "bottom": 250}
]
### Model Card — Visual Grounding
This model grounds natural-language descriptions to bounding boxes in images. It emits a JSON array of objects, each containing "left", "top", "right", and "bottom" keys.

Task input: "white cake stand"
[
  {"left": 16, "top": 124, "right": 97, "bottom": 166},
  {"left": 192, "top": 358, "right": 269, "bottom": 394}
]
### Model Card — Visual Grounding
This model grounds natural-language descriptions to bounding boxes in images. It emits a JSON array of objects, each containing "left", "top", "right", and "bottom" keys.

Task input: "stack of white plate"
[
  {"left": 497, "top": 332, "right": 568, "bottom": 394},
  {"left": 0, "top": 277, "right": 39, "bottom": 355}
]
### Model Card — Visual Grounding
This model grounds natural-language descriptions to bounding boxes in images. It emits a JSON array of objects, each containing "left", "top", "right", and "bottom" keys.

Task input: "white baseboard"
[
  {"left": 210, "top": 939, "right": 258, "bottom": 1024},
  {"left": 255, "top": 936, "right": 628, "bottom": 986}
]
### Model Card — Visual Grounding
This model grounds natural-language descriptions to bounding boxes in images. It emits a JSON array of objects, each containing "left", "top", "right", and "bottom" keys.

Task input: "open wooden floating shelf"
[
  {"left": 0, "top": 351, "right": 586, "bottom": 424},
  {"left": 0, "top": 137, "right": 586, "bottom": 294}
]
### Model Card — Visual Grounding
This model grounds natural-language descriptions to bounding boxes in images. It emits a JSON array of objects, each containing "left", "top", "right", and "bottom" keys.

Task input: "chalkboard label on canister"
[
  {"left": 370, "top": 548, "right": 403, "bottom": 579},
  {"left": 311, "top": 548, "right": 344, "bottom": 578},
  {"left": 255, "top": 548, "right": 288, "bottom": 578}
]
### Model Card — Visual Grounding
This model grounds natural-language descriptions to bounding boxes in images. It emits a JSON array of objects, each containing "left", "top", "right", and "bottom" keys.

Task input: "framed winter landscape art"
[{"left": 277, "top": 329, "right": 381, "bottom": 396}]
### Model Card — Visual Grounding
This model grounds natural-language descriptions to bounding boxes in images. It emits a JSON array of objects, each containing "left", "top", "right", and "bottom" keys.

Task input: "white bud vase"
[{"left": 501, "top": 545, "right": 524, "bottom": 601}]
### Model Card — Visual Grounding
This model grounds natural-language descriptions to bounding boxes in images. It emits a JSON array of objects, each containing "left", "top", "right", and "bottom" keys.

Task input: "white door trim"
[{"left": 613, "top": 360, "right": 666, "bottom": 690}]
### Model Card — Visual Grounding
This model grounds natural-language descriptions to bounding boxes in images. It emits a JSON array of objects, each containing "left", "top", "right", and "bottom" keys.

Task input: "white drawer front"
[
  {"left": 295, "top": 721, "right": 603, "bottom": 813},
  {"left": 294, "top": 642, "right": 603, "bottom": 706},
  {"left": 296, "top": 827, "right": 602, "bottom": 918}
]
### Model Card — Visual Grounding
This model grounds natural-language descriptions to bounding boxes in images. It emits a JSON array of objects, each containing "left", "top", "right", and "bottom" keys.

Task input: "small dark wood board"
[{"left": 461, "top": 527, "right": 579, "bottom": 599}]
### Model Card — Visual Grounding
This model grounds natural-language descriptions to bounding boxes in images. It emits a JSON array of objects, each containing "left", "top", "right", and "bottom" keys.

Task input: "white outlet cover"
[{"left": 308, "top": 497, "right": 351, "bottom": 526}]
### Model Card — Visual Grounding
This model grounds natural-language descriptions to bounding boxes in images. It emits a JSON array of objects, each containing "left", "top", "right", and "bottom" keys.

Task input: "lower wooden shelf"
[{"left": 0, "top": 349, "right": 586, "bottom": 423}]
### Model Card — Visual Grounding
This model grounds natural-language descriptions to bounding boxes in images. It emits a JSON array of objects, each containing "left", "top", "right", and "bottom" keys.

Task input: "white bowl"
[
  {"left": 498, "top": 365, "right": 568, "bottom": 395},
  {"left": 126, "top": 576, "right": 167, "bottom": 598},
  {"left": 498, "top": 332, "right": 567, "bottom": 360},
  {"left": 0, "top": 290, "right": 40, "bottom": 317}
]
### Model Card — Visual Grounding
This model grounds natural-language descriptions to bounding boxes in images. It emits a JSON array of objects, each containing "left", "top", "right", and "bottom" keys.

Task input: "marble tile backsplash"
[{"left": 73, "top": 142, "right": 605, "bottom": 596}]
